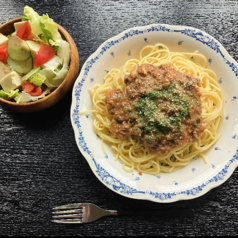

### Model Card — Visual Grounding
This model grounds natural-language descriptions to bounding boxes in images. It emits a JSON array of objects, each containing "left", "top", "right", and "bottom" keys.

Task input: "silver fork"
[{"left": 52, "top": 203, "right": 194, "bottom": 224}]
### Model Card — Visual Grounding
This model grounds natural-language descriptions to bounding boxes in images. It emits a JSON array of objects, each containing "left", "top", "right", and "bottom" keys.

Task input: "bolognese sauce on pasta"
[{"left": 83, "top": 43, "right": 223, "bottom": 175}]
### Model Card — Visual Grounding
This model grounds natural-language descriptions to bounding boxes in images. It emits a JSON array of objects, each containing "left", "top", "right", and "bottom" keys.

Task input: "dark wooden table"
[{"left": 1, "top": 0, "right": 238, "bottom": 236}]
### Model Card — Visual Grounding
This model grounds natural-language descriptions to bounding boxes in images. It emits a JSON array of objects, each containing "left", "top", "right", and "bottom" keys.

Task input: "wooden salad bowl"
[{"left": 0, "top": 17, "right": 79, "bottom": 113}]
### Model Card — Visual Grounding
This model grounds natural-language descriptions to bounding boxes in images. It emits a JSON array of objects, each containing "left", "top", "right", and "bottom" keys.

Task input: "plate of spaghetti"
[{"left": 71, "top": 24, "right": 238, "bottom": 202}]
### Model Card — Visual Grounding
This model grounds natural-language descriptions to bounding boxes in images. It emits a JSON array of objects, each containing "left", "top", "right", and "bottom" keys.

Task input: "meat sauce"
[{"left": 106, "top": 63, "right": 205, "bottom": 155}]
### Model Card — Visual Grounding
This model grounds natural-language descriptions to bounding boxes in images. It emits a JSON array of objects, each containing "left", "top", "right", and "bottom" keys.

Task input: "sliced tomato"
[
  {"left": 30, "top": 86, "right": 42, "bottom": 96},
  {"left": 0, "top": 44, "right": 8, "bottom": 63},
  {"left": 16, "top": 21, "right": 34, "bottom": 40},
  {"left": 21, "top": 81, "right": 42, "bottom": 96},
  {"left": 21, "top": 81, "right": 35, "bottom": 93},
  {"left": 34, "top": 43, "right": 55, "bottom": 68}
]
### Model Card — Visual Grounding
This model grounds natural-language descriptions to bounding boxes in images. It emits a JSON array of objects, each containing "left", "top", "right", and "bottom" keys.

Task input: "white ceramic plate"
[{"left": 70, "top": 24, "right": 238, "bottom": 203}]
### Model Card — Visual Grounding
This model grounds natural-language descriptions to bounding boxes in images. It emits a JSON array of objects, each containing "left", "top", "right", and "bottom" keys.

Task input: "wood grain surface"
[{"left": 0, "top": 0, "right": 238, "bottom": 236}]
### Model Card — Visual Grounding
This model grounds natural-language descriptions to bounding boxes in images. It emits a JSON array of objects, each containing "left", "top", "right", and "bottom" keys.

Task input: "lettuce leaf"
[
  {"left": 0, "top": 90, "right": 8, "bottom": 99},
  {"left": 0, "top": 89, "right": 19, "bottom": 99},
  {"left": 15, "top": 90, "right": 50, "bottom": 103},
  {"left": 57, "top": 40, "right": 70, "bottom": 68},
  {"left": 29, "top": 73, "right": 46, "bottom": 86},
  {"left": 23, "top": 6, "right": 42, "bottom": 37},
  {"left": 23, "top": 6, "right": 62, "bottom": 48},
  {"left": 40, "top": 14, "right": 62, "bottom": 47}
]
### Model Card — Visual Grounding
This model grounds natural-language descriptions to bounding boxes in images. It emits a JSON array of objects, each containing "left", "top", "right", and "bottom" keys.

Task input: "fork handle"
[{"left": 117, "top": 207, "right": 194, "bottom": 218}]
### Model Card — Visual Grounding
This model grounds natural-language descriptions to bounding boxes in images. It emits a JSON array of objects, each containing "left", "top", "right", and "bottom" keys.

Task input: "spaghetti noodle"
[{"left": 85, "top": 43, "right": 223, "bottom": 175}]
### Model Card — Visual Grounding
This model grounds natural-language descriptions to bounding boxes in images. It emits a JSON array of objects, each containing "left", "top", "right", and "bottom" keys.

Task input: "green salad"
[{"left": 0, "top": 6, "right": 70, "bottom": 103}]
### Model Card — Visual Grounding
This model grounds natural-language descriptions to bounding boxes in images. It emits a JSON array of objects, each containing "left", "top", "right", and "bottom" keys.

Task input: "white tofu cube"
[
  {"left": 0, "top": 71, "right": 21, "bottom": 93},
  {"left": 14, "top": 21, "right": 25, "bottom": 32},
  {"left": 0, "top": 61, "right": 11, "bottom": 81},
  {"left": 26, "top": 40, "right": 41, "bottom": 59},
  {"left": 0, "top": 33, "right": 8, "bottom": 46}
]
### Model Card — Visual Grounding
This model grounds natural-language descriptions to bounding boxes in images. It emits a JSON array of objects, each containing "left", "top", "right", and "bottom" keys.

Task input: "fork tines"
[
  {"left": 52, "top": 203, "right": 84, "bottom": 224},
  {"left": 53, "top": 203, "right": 83, "bottom": 210}
]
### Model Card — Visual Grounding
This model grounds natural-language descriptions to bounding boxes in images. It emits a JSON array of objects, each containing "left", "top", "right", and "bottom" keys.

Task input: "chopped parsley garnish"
[{"left": 134, "top": 83, "right": 190, "bottom": 137}]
